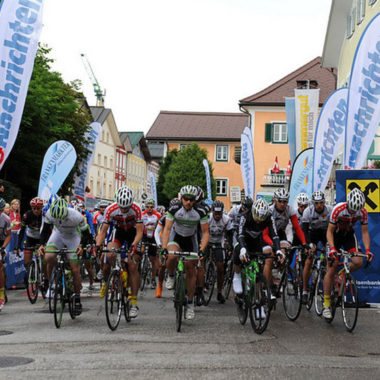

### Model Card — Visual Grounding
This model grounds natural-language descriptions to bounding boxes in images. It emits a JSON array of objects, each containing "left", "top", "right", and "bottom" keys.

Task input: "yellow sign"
[{"left": 346, "top": 179, "right": 380, "bottom": 213}]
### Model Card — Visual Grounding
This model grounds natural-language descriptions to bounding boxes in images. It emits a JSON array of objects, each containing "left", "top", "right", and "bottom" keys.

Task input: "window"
[
  {"left": 102, "top": 130, "right": 105, "bottom": 141},
  {"left": 216, "top": 145, "right": 229, "bottom": 161},
  {"left": 179, "top": 144, "right": 189, "bottom": 150},
  {"left": 296, "top": 80, "right": 318, "bottom": 89},
  {"left": 98, "top": 154, "right": 101, "bottom": 165},
  {"left": 106, "top": 132, "right": 109, "bottom": 143},
  {"left": 369, "top": 0, "right": 377, "bottom": 6},
  {"left": 216, "top": 178, "right": 228, "bottom": 196},
  {"left": 104, "top": 156, "right": 108, "bottom": 168},
  {"left": 357, "top": 0, "right": 365, "bottom": 24},
  {"left": 234, "top": 146, "right": 241, "bottom": 164},
  {"left": 265, "top": 123, "right": 288, "bottom": 144},
  {"left": 346, "top": 8, "right": 356, "bottom": 38},
  {"left": 110, "top": 156, "right": 114, "bottom": 169}
]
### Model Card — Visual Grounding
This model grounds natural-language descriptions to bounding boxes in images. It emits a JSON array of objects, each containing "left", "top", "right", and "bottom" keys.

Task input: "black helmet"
[
  {"left": 195, "top": 186, "right": 204, "bottom": 202},
  {"left": 241, "top": 196, "right": 253, "bottom": 209},
  {"left": 212, "top": 200, "right": 224, "bottom": 213},
  {"left": 169, "top": 197, "right": 181, "bottom": 208},
  {"left": 0, "top": 198, "right": 5, "bottom": 211}
]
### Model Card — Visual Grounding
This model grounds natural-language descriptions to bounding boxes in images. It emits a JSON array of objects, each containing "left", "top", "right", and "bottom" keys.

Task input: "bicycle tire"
[
  {"left": 175, "top": 272, "right": 185, "bottom": 332},
  {"left": 314, "top": 267, "right": 325, "bottom": 316},
  {"left": 223, "top": 260, "right": 233, "bottom": 300},
  {"left": 341, "top": 274, "right": 358, "bottom": 332},
  {"left": 26, "top": 261, "right": 38, "bottom": 304},
  {"left": 68, "top": 293, "right": 76, "bottom": 320},
  {"left": 140, "top": 256, "right": 148, "bottom": 291},
  {"left": 236, "top": 286, "right": 248, "bottom": 325},
  {"left": 249, "top": 273, "right": 271, "bottom": 334},
  {"left": 306, "top": 265, "right": 318, "bottom": 311},
  {"left": 53, "top": 271, "right": 64, "bottom": 329},
  {"left": 48, "top": 267, "right": 56, "bottom": 314},
  {"left": 124, "top": 290, "right": 131, "bottom": 323},
  {"left": 282, "top": 265, "right": 302, "bottom": 321},
  {"left": 105, "top": 270, "right": 122, "bottom": 331},
  {"left": 203, "top": 261, "right": 216, "bottom": 306}
]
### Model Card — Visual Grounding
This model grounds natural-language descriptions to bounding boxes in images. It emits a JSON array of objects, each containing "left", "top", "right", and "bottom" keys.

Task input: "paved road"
[{"left": 1, "top": 284, "right": 380, "bottom": 379}]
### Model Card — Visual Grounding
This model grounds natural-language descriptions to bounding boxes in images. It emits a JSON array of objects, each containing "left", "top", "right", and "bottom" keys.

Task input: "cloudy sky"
[{"left": 40, "top": 0, "right": 332, "bottom": 133}]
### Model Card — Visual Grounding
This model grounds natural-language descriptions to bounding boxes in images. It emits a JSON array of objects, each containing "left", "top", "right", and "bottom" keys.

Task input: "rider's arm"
[
  {"left": 161, "top": 218, "right": 174, "bottom": 249},
  {"left": 96, "top": 223, "right": 109, "bottom": 246},
  {"left": 154, "top": 223, "right": 163, "bottom": 247},
  {"left": 2, "top": 229, "right": 11, "bottom": 249},
  {"left": 131, "top": 223, "right": 143, "bottom": 248},
  {"left": 80, "top": 226, "right": 93, "bottom": 246},
  {"left": 290, "top": 214, "right": 306, "bottom": 245},
  {"left": 326, "top": 222, "right": 336, "bottom": 250},
  {"left": 199, "top": 221, "right": 210, "bottom": 251},
  {"left": 40, "top": 222, "right": 53, "bottom": 245},
  {"left": 302, "top": 222, "right": 311, "bottom": 244},
  {"left": 237, "top": 214, "right": 247, "bottom": 248},
  {"left": 17, "top": 213, "right": 28, "bottom": 249},
  {"left": 266, "top": 215, "right": 280, "bottom": 252},
  {"left": 361, "top": 223, "right": 370, "bottom": 252}
]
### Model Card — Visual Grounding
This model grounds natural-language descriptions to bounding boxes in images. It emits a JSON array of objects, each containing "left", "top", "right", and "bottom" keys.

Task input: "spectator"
[
  {"left": 9, "top": 199, "right": 21, "bottom": 232},
  {"left": 3, "top": 204, "right": 10, "bottom": 216}
]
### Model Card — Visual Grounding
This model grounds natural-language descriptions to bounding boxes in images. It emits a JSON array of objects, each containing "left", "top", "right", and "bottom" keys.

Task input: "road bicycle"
[
  {"left": 25, "top": 245, "right": 48, "bottom": 304},
  {"left": 270, "top": 245, "right": 304, "bottom": 321},
  {"left": 102, "top": 248, "right": 131, "bottom": 331},
  {"left": 167, "top": 251, "right": 199, "bottom": 332},
  {"left": 140, "top": 241, "right": 156, "bottom": 291},
  {"left": 46, "top": 248, "right": 77, "bottom": 328},
  {"left": 235, "top": 251, "right": 272, "bottom": 334},
  {"left": 325, "top": 249, "right": 367, "bottom": 332},
  {"left": 223, "top": 246, "right": 234, "bottom": 300}
]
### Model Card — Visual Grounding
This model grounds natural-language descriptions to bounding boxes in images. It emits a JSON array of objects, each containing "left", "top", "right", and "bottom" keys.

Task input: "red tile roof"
[
  {"left": 146, "top": 111, "right": 249, "bottom": 141},
  {"left": 240, "top": 57, "right": 336, "bottom": 106}
]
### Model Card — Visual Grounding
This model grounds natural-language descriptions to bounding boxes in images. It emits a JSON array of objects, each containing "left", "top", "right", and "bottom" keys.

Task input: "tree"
[
  {"left": 163, "top": 143, "right": 216, "bottom": 201},
  {"left": 157, "top": 148, "right": 178, "bottom": 207},
  {"left": 0, "top": 45, "right": 92, "bottom": 209}
]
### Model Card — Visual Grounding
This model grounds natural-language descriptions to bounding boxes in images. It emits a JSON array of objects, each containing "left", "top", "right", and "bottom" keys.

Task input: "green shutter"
[{"left": 265, "top": 123, "right": 272, "bottom": 142}]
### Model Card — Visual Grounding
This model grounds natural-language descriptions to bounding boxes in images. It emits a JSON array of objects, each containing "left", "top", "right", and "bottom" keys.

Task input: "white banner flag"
[
  {"left": 240, "top": 126, "right": 255, "bottom": 199},
  {"left": 313, "top": 88, "right": 348, "bottom": 192},
  {"left": 0, "top": 0, "right": 44, "bottom": 170},
  {"left": 294, "top": 89, "right": 320, "bottom": 154},
  {"left": 345, "top": 13, "right": 380, "bottom": 170}
]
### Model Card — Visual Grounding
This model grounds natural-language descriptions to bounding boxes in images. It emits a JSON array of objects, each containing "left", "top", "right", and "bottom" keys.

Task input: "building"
[
  {"left": 88, "top": 106, "right": 122, "bottom": 202},
  {"left": 146, "top": 111, "right": 248, "bottom": 209},
  {"left": 239, "top": 57, "right": 336, "bottom": 199},
  {"left": 322, "top": 0, "right": 380, "bottom": 162}
]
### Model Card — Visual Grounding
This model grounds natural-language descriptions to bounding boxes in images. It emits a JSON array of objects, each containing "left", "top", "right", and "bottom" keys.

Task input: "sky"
[{"left": 39, "top": 0, "right": 332, "bottom": 134}]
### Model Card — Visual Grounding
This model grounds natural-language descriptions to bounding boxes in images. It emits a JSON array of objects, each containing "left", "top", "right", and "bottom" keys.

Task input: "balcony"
[{"left": 261, "top": 173, "right": 287, "bottom": 187}]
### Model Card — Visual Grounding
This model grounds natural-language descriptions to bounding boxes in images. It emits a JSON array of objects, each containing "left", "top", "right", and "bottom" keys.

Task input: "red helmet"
[{"left": 30, "top": 196, "right": 43, "bottom": 208}]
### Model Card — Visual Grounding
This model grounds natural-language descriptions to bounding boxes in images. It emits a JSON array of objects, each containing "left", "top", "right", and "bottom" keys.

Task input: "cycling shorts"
[
  {"left": 142, "top": 236, "right": 157, "bottom": 257},
  {"left": 46, "top": 230, "right": 80, "bottom": 262},
  {"left": 206, "top": 243, "right": 224, "bottom": 263}
]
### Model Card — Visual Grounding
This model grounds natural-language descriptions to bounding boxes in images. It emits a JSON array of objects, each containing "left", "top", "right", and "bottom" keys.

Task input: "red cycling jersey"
[
  {"left": 330, "top": 202, "right": 368, "bottom": 233},
  {"left": 104, "top": 202, "right": 142, "bottom": 230}
]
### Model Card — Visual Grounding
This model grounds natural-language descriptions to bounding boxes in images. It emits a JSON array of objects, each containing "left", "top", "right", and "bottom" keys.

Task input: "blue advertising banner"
[
  {"left": 149, "top": 171, "right": 158, "bottom": 207},
  {"left": 285, "top": 98, "right": 296, "bottom": 165},
  {"left": 336, "top": 169, "right": 380, "bottom": 304},
  {"left": 38, "top": 140, "right": 77, "bottom": 200},
  {"left": 5, "top": 232, "right": 25, "bottom": 288},
  {"left": 202, "top": 159, "right": 213, "bottom": 205},
  {"left": 289, "top": 148, "right": 313, "bottom": 206},
  {"left": 240, "top": 126, "right": 255, "bottom": 199}
]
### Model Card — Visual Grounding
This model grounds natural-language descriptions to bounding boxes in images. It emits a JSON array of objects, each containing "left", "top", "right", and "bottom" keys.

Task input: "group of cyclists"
[{"left": 0, "top": 182, "right": 373, "bottom": 328}]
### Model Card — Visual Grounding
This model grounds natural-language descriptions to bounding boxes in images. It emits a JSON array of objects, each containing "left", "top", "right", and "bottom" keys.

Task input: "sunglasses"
[
  {"left": 314, "top": 201, "right": 324, "bottom": 205},
  {"left": 182, "top": 197, "right": 195, "bottom": 202},
  {"left": 32, "top": 207, "right": 42, "bottom": 210},
  {"left": 277, "top": 200, "right": 288, "bottom": 204},
  {"left": 146, "top": 206, "right": 154, "bottom": 209}
]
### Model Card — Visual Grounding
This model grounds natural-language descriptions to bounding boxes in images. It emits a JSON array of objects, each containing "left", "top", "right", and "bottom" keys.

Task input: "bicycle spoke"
[{"left": 341, "top": 275, "right": 358, "bottom": 332}]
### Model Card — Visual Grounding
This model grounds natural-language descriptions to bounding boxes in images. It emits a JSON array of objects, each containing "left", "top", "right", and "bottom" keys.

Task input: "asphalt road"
[{"left": 1, "top": 283, "right": 380, "bottom": 379}]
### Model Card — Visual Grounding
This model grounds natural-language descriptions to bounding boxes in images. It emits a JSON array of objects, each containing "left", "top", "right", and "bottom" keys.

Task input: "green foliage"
[
  {"left": 373, "top": 161, "right": 380, "bottom": 169},
  {"left": 0, "top": 45, "right": 92, "bottom": 210},
  {"left": 157, "top": 149, "right": 178, "bottom": 207},
  {"left": 162, "top": 143, "right": 216, "bottom": 201}
]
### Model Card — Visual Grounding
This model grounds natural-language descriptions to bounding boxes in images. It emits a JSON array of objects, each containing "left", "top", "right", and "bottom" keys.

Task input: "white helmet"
[
  {"left": 274, "top": 188, "right": 289, "bottom": 201},
  {"left": 347, "top": 188, "right": 365, "bottom": 211},
  {"left": 252, "top": 198, "right": 270, "bottom": 222},
  {"left": 296, "top": 193, "right": 309, "bottom": 206},
  {"left": 116, "top": 186, "right": 134, "bottom": 208},
  {"left": 179, "top": 185, "right": 198, "bottom": 199},
  {"left": 312, "top": 190, "right": 325, "bottom": 203}
]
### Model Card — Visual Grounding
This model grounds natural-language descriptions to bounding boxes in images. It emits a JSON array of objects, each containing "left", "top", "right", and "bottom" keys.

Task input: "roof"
[
  {"left": 146, "top": 111, "right": 248, "bottom": 141},
  {"left": 239, "top": 57, "right": 336, "bottom": 106},
  {"left": 147, "top": 143, "right": 165, "bottom": 159},
  {"left": 119, "top": 131, "right": 151, "bottom": 161},
  {"left": 90, "top": 106, "right": 111, "bottom": 124}
]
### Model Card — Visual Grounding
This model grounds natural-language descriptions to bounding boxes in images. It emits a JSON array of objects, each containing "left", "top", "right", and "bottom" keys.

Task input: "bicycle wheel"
[
  {"left": 124, "top": 289, "right": 131, "bottom": 323},
  {"left": 203, "top": 261, "right": 216, "bottom": 306},
  {"left": 68, "top": 286, "right": 76, "bottom": 320},
  {"left": 105, "top": 270, "right": 122, "bottom": 331},
  {"left": 314, "top": 267, "right": 325, "bottom": 316},
  {"left": 175, "top": 272, "right": 185, "bottom": 332},
  {"left": 140, "top": 256, "right": 148, "bottom": 291},
  {"left": 249, "top": 273, "right": 271, "bottom": 334},
  {"left": 48, "top": 267, "right": 56, "bottom": 313},
  {"left": 223, "top": 260, "right": 233, "bottom": 300},
  {"left": 306, "top": 265, "right": 318, "bottom": 311},
  {"left": 341, "top": 274, "right": 358, "bottom": 332},
  {"left": 53, "top": 271, "right": 64, "bottom": 328},
  {"left": 26, "top": 261, "right": 39, "bottom": 304},
  {"left": 282, "top": 265, "right": 302, "bottom": 321},
  {"left": 236, "top": 285, "right": 248, "bottom": 325}
]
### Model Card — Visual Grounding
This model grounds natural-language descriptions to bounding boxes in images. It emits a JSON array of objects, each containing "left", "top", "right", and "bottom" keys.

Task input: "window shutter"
[
  {"left": 265, "top": 123, "right": 272, "bottom": 142},
  {"left": 234, "top": 147, "right": 241, "bottom": 164}
]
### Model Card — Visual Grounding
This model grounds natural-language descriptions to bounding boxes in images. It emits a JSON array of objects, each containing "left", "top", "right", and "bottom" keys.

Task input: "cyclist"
[
  {"left": 268, "top": 188, "right": 307, "bottom": 290},
  {"left": 233, "top": 198, "right": 281, "bottom": 295},
  {"left": 141, "top": 198, "right": 161, "bottom": 289},
  {"left": 39, "top": 197, "right": 93, "bottom": 315},
  {"left": 154, "top": 198, "right": 180, "bottom": 298},
  {"left": 95, "top": 186, "right": 143, "bottom": 318},
  {"left": 16, "top": 197, "right": 45, "bottom": 287},
  {"left": 0, "top": 198, "right": 11, "bottom": 311},
  {"left": 301, "top": 190, "right": 332, "bottom": 303},
  {"left": 93, "top": 200, "right": 108, "bottom": 236},
  {"left": 206, "top": 200, "right": 230, "bottom": 304},
  {"left": 322, "top": 188, "right": 373, "bottom": 320},
  {"left": 160, "top": 185, "right": 209, "bottom": 320},
  {"left": 227, "top": 196, "right": 253, "bottom": 247}
]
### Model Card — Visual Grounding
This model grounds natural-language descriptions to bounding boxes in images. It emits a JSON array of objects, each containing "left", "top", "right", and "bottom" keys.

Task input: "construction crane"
[{"left": 80, "top": 53, "right": 105, "bottom": 106}]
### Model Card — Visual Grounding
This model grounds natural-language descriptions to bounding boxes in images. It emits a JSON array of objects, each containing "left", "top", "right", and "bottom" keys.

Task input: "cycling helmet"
[
  {"left": 252, "top": 198, "right": 270, "bottom": 222},
  {"left": 347, "top": 188, "right": 366, "bottom": 211},
  {"left": 145, "top": 198, "right": 155, "bottom": 206},
  {"left": 179, "top": 185, "right": 198, "bottom": 199},
  {"left": 50, "top": 198, "right": 68, "bottom": 220},
  {"left": 115, "top": 186, "right": 134, "bottom": 208},
  {"left": 99, "top": 200, "right": 109, "bottom": 208},
  {"left": 30, "top": 196, "right": 44, "bottom": 208},
  {"left": 296, "top": 193, "right": 309, "bottom": 206},
  {"left": 241, "top": 196, "right": 253, "bottom": 209},
  {"left": 212, "top": 200, "right": 224, "bottom": 213},
  {"left": 195, "top": 186, "right": 204, "bottom": 202},
  {"left": 273, "top": 188, "right": 289, "bottom": 201},
  {"left": 169, "top": 198, "right": 181, "bottom": 207},
  {"left": 70, "top": 198, "right": 78, "bottom": 207},
  {"left": 157, "top": 205, "right": 166, "bottom": 215},
  {"left": 312, "top": 190, "right": 325, "bottom": 202},
  {"left": 0, "top": 198, "right": 5, "bottom": 211}
]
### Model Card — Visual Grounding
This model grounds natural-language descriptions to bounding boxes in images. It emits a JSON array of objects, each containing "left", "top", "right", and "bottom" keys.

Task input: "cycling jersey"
[
  {"left": 302, "top": 204, "right": 332, "bottom": 245},
  {"left": 227, "top": 205, "right": 243, "bottom": 230},
  {"left": 154, "top": 214, "right": 166, "bottom": 246},
  {"left": 19, "top": 210, "right": 42, "bottom": 241},
  {"left": 93, "top": 210, "right": 105, "bottom": 226},
  {"left": 166, "top": 203, "right": 208, "bottom": 237},
  {"left": 208, "top": 214, "right": 230, "bottom": 244},
  {"left": 330, "top": 202, "right": 368, "bottom": 233},
  {"left": 142, "top": 210, "right": 161, "bottom": 239},
  {"left": 104, "top": 202, "right": 142, "bottom": 230},
  {"left": 0, "top": 213, "right": 11, "bottom": 241}
]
